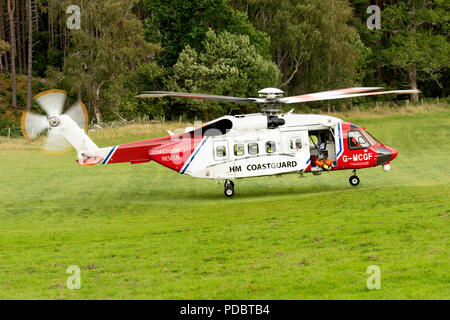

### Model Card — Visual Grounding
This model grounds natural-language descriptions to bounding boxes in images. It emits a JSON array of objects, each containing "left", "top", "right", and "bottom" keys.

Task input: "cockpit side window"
[
  {"left": 348, "top": 130, "right": 370, "bottom": 149},
  {"left": 216, "top": 146, "right": 227, "bottom": 157}
]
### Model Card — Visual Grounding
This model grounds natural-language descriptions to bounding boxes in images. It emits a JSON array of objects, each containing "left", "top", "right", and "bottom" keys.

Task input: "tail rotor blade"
[
  {"left": 43, "top": 130, "right": 72, "bottom": 153},
  {"left": 34, "top": 90, "right": 67, "bottom": 116},
  {"left": 21, "top": 111, "right": 48, "bottom": 141},
  {"left": 23, "top": 89, "right": 91, "bottom": 155},
  {"left": 65, "top": 101, "right": 89, "bottom": 131}
]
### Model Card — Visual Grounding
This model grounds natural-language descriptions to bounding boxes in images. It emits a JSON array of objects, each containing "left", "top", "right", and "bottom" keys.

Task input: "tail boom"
[{"left": 55, "top": 115, "right": 205, "bottom": 171}]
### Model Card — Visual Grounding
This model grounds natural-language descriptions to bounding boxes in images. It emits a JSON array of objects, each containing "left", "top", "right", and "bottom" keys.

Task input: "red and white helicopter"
[{"left": 22, "top": 87, "right": 418, "bottom": 197}]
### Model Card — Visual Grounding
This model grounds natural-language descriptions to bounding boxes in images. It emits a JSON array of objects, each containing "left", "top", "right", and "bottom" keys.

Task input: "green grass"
[{"left": 0, "top": 111, "right": 449, "bottom": 299}]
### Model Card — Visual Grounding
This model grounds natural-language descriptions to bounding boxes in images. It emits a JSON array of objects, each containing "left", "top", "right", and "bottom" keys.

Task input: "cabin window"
[
  {"left": 234, "top": 144, "right": 244, "bottom": 156},
  {"left": 289, "top": 138, "right": 303, "bottom": 150},
  {"left": 309, "top": 134, "right": 319, "bottom": 146},
  {"left": 348, "top": 131, "right": 370, "bottom": 149},
  {"left": 248, "top": 143, "right": 259, "bottom": 155},
  {"left": 216, "top": 146, "right": 227, "bottom": 157},
  {"left": 266, "top": 141, "right": 276, "bottom": 153}
]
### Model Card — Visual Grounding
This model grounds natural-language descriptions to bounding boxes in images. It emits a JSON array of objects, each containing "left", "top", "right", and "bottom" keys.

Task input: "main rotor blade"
[
  {"left": 302, "top": 89, "right": 421, "bottom": 103},
  {"left": 137, "top": 91, "right": 264, "bottom": 104},
  {"left": 65, "top": 101, "right": 89, "bottom": 131},
  {"left": 43, "top": 130, "right": 72, "bottom": 153},
  {"left": 279, "top": 87, "right": 383, "bottom": 104},
  {"left": 34, "top": 90, "right": 67, "bottom": 116},
  {"left": 21, "top": 111, "right": 48, "bottom": 141}
]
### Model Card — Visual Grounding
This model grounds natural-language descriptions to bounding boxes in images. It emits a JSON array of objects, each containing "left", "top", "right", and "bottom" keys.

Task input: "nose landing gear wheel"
[
  {"left": 349, "top": 175, "right": 360, "bottom": 186},
  {"left": 224, "top": 180, "right": 235, "bottom": 197}
]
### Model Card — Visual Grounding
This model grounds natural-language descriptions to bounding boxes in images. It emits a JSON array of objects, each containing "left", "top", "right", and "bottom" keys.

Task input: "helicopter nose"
[
  {"left": 390, "top": 148, "right": 398, "bottom": 161},
  {"left": 375, "top": 146, "right": 398, "bottom": 164}
]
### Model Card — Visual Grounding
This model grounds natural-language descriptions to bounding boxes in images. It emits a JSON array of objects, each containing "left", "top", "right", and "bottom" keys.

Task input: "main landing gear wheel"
[
  {"left": 349, "top": 175, "right": 360, "bottom": 187},
  {"left": 224, "top": 180, "right": 235, "bottom": 197}
]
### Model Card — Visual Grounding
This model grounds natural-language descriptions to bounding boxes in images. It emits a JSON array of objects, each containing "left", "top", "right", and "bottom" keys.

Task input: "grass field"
[{"left": 0, "top": 109, "right": 449, "bottom": 299}]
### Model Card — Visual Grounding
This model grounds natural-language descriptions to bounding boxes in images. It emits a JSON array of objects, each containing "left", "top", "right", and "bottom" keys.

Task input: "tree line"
[{"left": 0, "top": 0, "right": 448, "bottom": 124}]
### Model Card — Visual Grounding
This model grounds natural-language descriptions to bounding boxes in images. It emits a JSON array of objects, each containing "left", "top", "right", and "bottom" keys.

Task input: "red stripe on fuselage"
[
  {"left": 107, "top": 132, "right": 203, "bottom": 172},
  {"left": 149, "top": 134, "right": 204, "bottom": 172}
]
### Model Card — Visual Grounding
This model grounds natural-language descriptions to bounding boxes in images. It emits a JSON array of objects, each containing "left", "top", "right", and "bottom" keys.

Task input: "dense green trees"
[
  {"left": 137, "top": 0, "right": 271, "bottom": 66},
  {"left": 349, "top": 0, "right": 450, "bottom": 100},
  {"left": 0, "top": 39, "right": 9, "bottom": 72},
  {"left": 305, "top": 0, "right": 365, "bottom": 92},
  {"left": 0, "top": 0, "right": 448, "bottom": 125},
  {"left": 231, "top": 0, "right": 366, "bottom": 96},
  {"left": 55, "top": 0, "right": 160, "bottom": 123},
  {"left": 26, "top": 0, "right": 31, "bottom": 109},
  {"left": 381, "top": 0, "right": 450, "bottom": 102},
  {"left": 168, "top": 30, "right": 280, "bottom": 118},
  {"left": 7, "top": 0, "right": 17, "bottom": 107}
]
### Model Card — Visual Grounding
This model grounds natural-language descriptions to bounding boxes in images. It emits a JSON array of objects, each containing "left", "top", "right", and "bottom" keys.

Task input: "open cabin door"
[{"left": 307, "top": 126, "right": 339, "bottom": 171}]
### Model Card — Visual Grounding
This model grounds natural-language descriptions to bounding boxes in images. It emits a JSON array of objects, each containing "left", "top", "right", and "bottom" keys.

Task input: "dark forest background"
[{"left": 0, "top": 0, "right": 448, "bottom": 130}]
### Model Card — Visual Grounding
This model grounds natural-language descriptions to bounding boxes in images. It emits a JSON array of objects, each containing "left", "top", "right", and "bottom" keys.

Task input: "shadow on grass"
[{"left": 112, "top": 181, "right": 367, "bottom": 203}]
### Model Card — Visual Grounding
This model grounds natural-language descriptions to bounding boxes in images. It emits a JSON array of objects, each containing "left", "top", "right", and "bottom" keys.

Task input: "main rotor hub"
[
  {"left": 258, "top": 88, "right": 284, "bottom": 100},
  {"left": 258, "top": 88, "right": 284, "bottom": 115},
  {"left": 261, "top": 105, "right": 282, "bottom": 115}
]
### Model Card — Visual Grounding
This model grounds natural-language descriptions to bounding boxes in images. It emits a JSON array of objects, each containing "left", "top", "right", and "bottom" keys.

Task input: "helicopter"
[{"left": 22, "top": 87, "right": 418, "bottom": 197}]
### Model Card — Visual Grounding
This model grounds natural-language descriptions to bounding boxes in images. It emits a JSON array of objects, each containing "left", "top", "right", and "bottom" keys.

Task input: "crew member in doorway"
[
  {"left": 314, "top": 133, "right": 333, "bottom": 171},
  {"left": 315, "top": 158, "right": 333, "bottom": 171}
]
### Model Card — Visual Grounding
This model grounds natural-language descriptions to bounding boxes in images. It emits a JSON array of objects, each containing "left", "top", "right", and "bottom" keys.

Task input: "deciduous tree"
[
  {"left": 0, "top": 39, "right": 10, "bottom": 72},
  {"left": 61, "top": 0, "right": 160, "bottom": 123},
  {"left": 26, "top": 0, "right": 32, "bottom": 110},
  {"left": 381, "top": 0, "right": 450, "bottom": 102},
  {"left": 168, "top": 29, "right": 281, "bottom": 118},
  {"left": 7, "top": 0, "right": 17, "bottom": 107},
  {"left": 139, "top": 0, "right": 271, "bottom": 67},
  {"left": 236, "top": 0, "right": 364, "bottom": 95}
]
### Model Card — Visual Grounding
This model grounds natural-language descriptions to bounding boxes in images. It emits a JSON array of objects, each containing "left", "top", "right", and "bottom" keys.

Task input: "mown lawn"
[{"left": 0, "top": 111, "right": 448, "bottom": 299}]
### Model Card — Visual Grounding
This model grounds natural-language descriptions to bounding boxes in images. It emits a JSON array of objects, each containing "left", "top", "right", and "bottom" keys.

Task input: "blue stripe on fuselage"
[
  {"left": 181, "top": 137, "right": 209, "bottom": 174},
  {"left": 102, "top": 146, "right": 117, "bottom": 164},
  {"left": 336, "top": 123, "right": 343, "bottom": 158}
]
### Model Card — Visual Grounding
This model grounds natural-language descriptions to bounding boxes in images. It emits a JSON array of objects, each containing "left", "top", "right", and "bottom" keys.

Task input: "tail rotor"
[{"left": 21, "top": 90, "right": 89, "bottom": 153}]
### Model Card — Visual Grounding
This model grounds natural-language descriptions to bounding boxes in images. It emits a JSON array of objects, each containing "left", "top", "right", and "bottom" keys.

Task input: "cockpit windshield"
[
  {"left": 348, "top": 128, "right": 380, "bottom": 149},
  {"left": 361, "top": 130, "right": 380, "bottom": 146}
]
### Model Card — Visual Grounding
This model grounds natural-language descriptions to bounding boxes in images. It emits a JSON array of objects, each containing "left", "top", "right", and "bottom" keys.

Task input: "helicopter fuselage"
[
  {"left": 102, "top": 113, "right": 398, "bottom": 182},
  {"left": 23, "top": 88, "right": 408, "bottom": 197}
]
